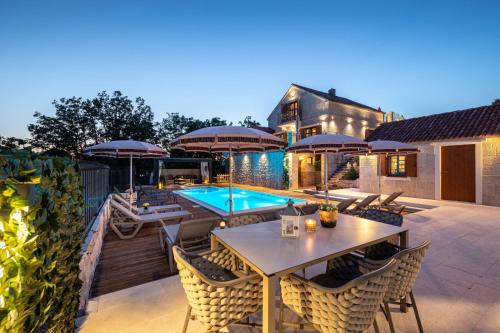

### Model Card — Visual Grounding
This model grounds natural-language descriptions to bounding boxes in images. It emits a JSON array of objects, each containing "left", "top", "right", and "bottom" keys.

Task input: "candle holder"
[
  {"left": 304, "top": 218, "right": 317, "bottom": 233},
  {"left": 219, "top": 220, "right": 227, "bottom": 229}
]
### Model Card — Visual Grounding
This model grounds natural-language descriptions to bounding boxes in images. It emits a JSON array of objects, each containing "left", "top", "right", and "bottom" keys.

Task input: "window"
[
  {"left": 303, "top": 126, "right": 317, "bottom": 137},
  {"left": 389, "top": 155, "right": 406, "bottom": 176},
  {"left": 281, "top": 101, "right": 298, "bottom": 123}
]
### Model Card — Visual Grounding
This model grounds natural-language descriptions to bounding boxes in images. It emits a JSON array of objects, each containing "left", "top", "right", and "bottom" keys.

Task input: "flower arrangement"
[
  {"left": 319, "top": 204, "right": 337, "bottom": 228},
  {"left": 319, "top": 204, "right": 337, "bottom": 212}
]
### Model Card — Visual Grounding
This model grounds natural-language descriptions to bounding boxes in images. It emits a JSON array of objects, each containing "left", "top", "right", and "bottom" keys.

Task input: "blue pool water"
[{"left": 176, "top": 186, "right": 305, "bottom": 213}]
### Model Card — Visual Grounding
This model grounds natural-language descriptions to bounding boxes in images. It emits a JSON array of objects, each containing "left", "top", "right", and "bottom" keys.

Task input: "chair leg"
[
  {"left": 182, "top": 305, "right": 191, "bottom": 333},
  {"left": 373, "top": 317, "right": 380, "bottom": 333},
  {"left": 410, "top": 291, "right": 424, "bottom": 333},
  {"left": 384, "top": 301, "right": 396, "bottom": 333},
  {"left": 167, "top": 243, "right": 175, "bottom": 274},
  {"left": 278, "top": 298, "right": 284, "bottom": 333}
]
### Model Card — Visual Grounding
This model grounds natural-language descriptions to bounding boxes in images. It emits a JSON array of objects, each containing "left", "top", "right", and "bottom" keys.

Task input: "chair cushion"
[
  {"left": 361, "top": 209, "right": 403, "bottom": 227},
  {"left": 186, "top": 254, "right": 237, "bottom": 282},
  {"left": 365, "top": 241, "right": 401, "bottom": 260},
  {"left": 311, "top": 262, "right": 363, "bottom": 288}
]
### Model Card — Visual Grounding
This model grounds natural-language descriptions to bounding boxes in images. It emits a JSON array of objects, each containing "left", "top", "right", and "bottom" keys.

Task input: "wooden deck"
[
  {"left": 90, "top": 185, "right": 325, "bottom": 297},
  {"left": 90, "top": 194, "right": 219, "bottom": 297}
]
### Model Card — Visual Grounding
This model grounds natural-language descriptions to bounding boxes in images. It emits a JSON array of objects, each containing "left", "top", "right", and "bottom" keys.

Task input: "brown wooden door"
[
  {"left": 298, "top": 159, "right": 303, "bottom": 188},
  {"left": 441, "top": 144, "right": 475, "bottom": 202}
]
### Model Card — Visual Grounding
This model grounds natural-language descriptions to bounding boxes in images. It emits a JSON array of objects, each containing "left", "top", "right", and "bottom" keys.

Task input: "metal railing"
[{"left": 80, "top": 162, "right": 110, "bottom": 236}]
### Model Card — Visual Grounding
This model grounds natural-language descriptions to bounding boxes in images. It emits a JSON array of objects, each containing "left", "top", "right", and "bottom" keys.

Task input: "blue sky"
[{"left": 1, "top": 0, "right": 499, "bottom": 138}]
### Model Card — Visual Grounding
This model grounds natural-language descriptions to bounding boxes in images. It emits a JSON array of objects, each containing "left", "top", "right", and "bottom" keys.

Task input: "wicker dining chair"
[
  {"left": 173, "top": 246, "right": 263, "bottom": 333},
  {"left": 279, "top": 258, "right": 397, "bottom": 333},
  {"left": 327, "top": 240, "right": 431, "bottom": 333},
  {"left": 227, "top": 213, "right": 264, "bottom": 227}
]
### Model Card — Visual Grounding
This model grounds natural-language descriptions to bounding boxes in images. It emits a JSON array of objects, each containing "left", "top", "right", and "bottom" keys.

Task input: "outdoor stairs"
[{"left": 327, "top": 157, "right": 356, "bottom": 189}]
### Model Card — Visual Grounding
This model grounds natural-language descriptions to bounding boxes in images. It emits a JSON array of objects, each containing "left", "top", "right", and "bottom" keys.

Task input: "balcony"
[{"left": 280, "top": 111, "right": 297, "bottom": 124}]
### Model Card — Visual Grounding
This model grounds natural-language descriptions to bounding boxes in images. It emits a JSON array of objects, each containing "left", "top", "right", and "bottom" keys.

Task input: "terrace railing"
[{"left": 80, "top": 161, "right": 110, "bottom": 236}]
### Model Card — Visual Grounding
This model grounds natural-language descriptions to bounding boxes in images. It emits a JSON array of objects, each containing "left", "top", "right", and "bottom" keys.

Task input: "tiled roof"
[
  {"left": 291, "top": 83, "right": 381, "bottom": 113},
  {"left": 367, "top": 104, "right": 500, "bottom": 143}
]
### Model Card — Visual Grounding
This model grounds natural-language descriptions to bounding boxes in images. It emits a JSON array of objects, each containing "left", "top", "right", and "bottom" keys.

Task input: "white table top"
[{"left": 212, "top": 213, "right": 408, "bottom": 276}]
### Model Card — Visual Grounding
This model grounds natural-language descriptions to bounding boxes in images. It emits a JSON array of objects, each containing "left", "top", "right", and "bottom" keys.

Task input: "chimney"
[
  {"left": 386, "top": 111, "right": 394, "bottom": 122},
  {"left": 328, "top": 88, "right": 336, "bottom": 96}
]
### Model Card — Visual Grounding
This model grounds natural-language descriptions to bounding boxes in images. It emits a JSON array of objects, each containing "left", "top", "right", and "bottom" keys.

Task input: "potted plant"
[{"left": 319, "top": 204, "right": 337, "bottom": 228}]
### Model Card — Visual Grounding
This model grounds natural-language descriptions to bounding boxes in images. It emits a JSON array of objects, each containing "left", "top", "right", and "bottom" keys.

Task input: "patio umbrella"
[
  {"left": 170, "top": 126, "right": 285, "bottom": 218},
  {"left": 83, "top": 140, "right": 169, "bottom": 209},
  {"left": 286, "top": 134, "right": 370, "bottom": 204},
  {"left": 360, "top": 140, "right": 419, "bottom": 202}
]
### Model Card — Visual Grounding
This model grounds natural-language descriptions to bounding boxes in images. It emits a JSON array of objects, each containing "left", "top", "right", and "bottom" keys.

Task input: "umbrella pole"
[
  {"left": 378, "top": 155, "right": 381, "bottom": 204},
  {"left": 229, "top": 145, "right": 234, "bottom": 221},
  {"left": 324, "top": 152, "right": 329, "bottom": 205},
  {"left": 129, "top": 154, "right": 133, "bottom": 210}
]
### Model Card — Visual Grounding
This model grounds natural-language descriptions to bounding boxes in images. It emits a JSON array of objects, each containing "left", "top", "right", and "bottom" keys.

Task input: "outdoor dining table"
[{"left": 211, "top": 213, "right": 409, "bottom": 333}]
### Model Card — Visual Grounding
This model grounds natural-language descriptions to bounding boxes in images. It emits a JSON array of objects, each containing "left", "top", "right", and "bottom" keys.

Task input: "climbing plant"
[{"left": 0, "top": 149, "right": 84, "bottom": 332}]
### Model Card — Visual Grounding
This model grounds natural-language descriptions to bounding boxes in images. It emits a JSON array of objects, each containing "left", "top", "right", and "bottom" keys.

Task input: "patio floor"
[{"left": 81, "top": 189, "right": 500, "bottom": 332}]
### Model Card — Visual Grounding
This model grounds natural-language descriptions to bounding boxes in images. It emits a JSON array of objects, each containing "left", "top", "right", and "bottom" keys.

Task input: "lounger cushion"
[{"left": 186, "top": 254, "right": 237, "bottom": 282}]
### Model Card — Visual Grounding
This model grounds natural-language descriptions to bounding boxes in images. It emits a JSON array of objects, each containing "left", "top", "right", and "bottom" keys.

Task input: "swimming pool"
[{"left": 176, "top": 186, "right": 306, "bottom": 216}]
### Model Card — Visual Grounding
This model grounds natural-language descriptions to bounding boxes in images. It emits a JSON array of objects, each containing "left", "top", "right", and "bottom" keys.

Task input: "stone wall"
[
  {"left": 79, "top": 196, "right": 111, "bottom": 311},
  {"left": 482, "top": 137, "right": 500, "bottom": 206},
  {"left": 359, "top": 143, "right": 435, "bottom": 199},
  {"left": 268, "top": 86, "right": 383, "bottom": 138},
  {"left": 231, "top": 151, "right": 285, "bottom": 189}
]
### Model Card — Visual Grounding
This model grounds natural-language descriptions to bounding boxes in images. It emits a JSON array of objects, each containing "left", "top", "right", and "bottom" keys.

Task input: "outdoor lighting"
[
  {"left": 346, "top": 117, "right": 353, "bottom": 124},
  {"left": 219, "top": 220, "right": 227, "bottom": 229},
  {"left": 361, "top": 120, "right": 368, "bottom": 126},
  {"left": 304, "top": 218, "right": 317, "bottom": 233},
  {"left": 281, "top": 199, "right": 300, "bottom": 238}
]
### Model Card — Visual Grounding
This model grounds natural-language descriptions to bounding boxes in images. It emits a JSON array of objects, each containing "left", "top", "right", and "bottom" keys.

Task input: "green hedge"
[{"left": 0, "top": 150, "right": 84, "bottom": 332}]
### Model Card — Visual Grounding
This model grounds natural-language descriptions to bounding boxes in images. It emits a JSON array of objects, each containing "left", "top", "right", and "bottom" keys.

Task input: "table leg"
[
  {"left": 263, "top": 274, "right": 277, "bottom": 333},
  {"left": 210, "top": 234, "right": 219, "bottom": 251},
  {"left": 399, "top": 230, "right": 409, "bottom": 313}
]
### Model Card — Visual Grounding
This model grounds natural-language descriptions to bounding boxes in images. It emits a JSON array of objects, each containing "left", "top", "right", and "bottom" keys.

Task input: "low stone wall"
[
  {"left": 79, "top": 195, "right": 111, "bottom": 311},
  {"left": 231, "top": 151, "right": 284, "bottom": 189}
]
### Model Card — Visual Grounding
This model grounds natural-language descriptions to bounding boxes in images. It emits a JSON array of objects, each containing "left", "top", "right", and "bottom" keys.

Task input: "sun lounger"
[
  {"left": 378, "top": 191, "right": 406, "bottom": 214},
  {"left": 110, "top": 200, "right": 192, "bottom": 240},
  {"left": 336, "top": 198, "right": 358, "bottom": 213},
  {"left": 113, "top": 194, "right": 181, "bottom": 214},
  {"left": 344, "top": 194, "right": 380, "bottom": 215}
]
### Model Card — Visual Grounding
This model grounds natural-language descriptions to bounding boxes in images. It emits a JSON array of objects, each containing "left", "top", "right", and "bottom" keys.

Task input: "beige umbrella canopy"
[
  {"left": 83, "top": 140, "right": 169, "bottom": 208},
  {"left": 286, "top": 134, "right": 370, "bottom": 204},
  {"left": 171, "top": 126, "right": 285, "bottom": 217}
]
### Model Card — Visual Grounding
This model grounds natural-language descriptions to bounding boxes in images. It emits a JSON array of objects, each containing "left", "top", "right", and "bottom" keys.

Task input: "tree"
[
  {"left": 28, "top": 97, "right": 99, "bottom": 157},
  {"left": 96, "top": 91, "right": 155, "bottom": 141},
  {"left": 155, "top": 113, "right": 228, "bottom": 154},
  {"left": 0, "top": 136, "right": 30, "bottom": 149},
  {"left": 492, "top": 99, "right": 500, "bottom": 105},
  {"left": 28, "top": 91, "right": 156, "bottom": 158},
  {"left": 238, "top": 116, "right": 261, "bottom": 128}
]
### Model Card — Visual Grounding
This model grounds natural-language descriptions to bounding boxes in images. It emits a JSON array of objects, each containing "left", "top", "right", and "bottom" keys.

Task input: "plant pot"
[{"left": 319, "top": 210, "right": 337, "bottom": 228}]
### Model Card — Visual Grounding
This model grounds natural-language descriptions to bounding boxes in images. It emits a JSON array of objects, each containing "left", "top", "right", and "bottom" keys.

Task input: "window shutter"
[
  {"left": 406, "top": 154, "right": 417, "bottom": 177},
  {"left": 380, "top": 156, "right": 388, "bottom": 176}
]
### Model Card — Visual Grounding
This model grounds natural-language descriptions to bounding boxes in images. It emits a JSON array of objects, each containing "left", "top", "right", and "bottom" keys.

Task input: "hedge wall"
[{"left": 0, "top": 150, "right": 84, "bottom": 332}]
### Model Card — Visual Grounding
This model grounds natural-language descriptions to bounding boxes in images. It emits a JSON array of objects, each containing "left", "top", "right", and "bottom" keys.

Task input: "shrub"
[
  {"left": 342, "top": 165, "right": 359, "bottom": 180},
  {"left": 0, "top": 149, "right": 84, "bottom": 332}
]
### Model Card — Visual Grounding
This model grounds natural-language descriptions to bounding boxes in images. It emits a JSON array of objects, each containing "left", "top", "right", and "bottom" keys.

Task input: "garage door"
[{"left": 441, "top": 144, "right": 475, "bottom": 202}]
